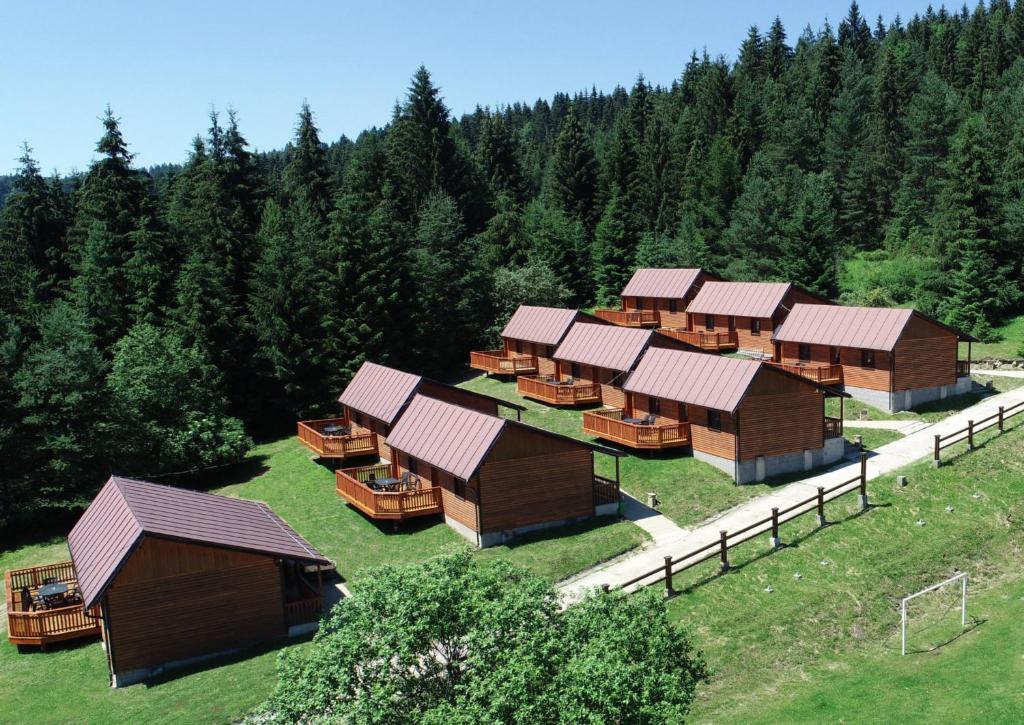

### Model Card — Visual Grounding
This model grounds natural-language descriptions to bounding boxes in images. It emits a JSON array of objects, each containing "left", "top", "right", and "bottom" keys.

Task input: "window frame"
[
  {"left": 668, "top": 299, "right": 678, "bottom": 314},
  {"left": 648, "top": 396, "right": 661, "bottom": 417},
  {"left": 407, "top": 457, "right": 418, "bottom": 475},
  {"left": 453, "top": 475, "right": 466, "bottom": 499},
  {"left": 750, "top": 319, "right": 761, "bottom": 336},
  {"left": 707, "top": 409, "right": 722, "bottom": 432},
  {"left": 861, "top": 349, "right": 875, "bottom": 368},
  {"left": 798, "top": 343, "right": 812, "bottom": 361},
  {"left": 706, "top": 314, "right": 716, "bottom": 331}
]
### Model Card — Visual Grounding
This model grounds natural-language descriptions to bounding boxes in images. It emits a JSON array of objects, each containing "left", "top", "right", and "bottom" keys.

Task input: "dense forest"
[{"left": 2, "top": 1, "right": 1024, "bottom": 532}]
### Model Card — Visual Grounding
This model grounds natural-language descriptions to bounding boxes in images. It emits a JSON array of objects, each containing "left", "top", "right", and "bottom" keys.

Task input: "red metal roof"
[
  {"left": 500, "top": 306, "right": 581, "bottom": 346},
  {"left": 772, "top": 304, "right": 917, "bottom": 351},
  {"left": 620, "top": 268, "right": 703, "bottom": 299},
  {"left": 385, "top": 394, "right": 506, "bottom": 481},
  {"left": 68, "top": 476, "right": 330, "bottom": 609},
  {"left": 338, "top": 361, "right": 423, "bottom": 425},
  {"left": 623, "top": 347, "right": 763, "bottom": 413},
  {"left": 553, "top": 323, "right": 655, "bottom": 373},
  {"left": 686, "top": 282, "right": 793, "bottom": 318}
]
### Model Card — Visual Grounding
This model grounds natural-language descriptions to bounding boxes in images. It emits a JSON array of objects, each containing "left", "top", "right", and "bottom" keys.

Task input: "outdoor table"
[
  {"left": 323, "top": 425, "right": 349, "bottom": 436},
  {"left": 374, "top": 477, "right": 401, "bottom": 491},
  {"left": 623, "top": 417, "right": 645, "bottom": 425},
  {"left": 38, "top": 582, "right": 68, "bottom": 598}
]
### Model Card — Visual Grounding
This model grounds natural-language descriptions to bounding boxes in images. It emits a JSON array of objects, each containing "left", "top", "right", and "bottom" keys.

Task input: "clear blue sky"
[{"left": 2, "top": 0, "right": 932, "bottom": 175}]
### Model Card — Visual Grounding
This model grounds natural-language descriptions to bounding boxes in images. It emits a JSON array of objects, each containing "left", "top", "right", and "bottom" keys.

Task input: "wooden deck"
[
  {"left": 336, "top": 463, "right": 443, "bottom": 520},
  {"left": 769, "top": 361, "right": 844, "bottom": 385},
  {"left": 957, "top": 360, "right": 970, "bottom": 378},
  {"left": 517, "top": 376, "right": 602, "bottom": 406},
  {"left": 296, "top": 418, "right": 378, "bottom": 459},
  {"left": 593, "top": 308, "right": 658, "bottom": 327},
  {"left": 658, "top": 327, "right": 739, "bottom": 351},
  {"left": 5, "top": 562, "right": 101, "bottom": 648},
  {"left": 469, "top": 350, "right": 538, "bottom": 375},
  {"left": 583, "top": 408, "right": 692, "bottom": 450},
  {"left": 824, "top": 416, "right": 843, "bottom": 439}
]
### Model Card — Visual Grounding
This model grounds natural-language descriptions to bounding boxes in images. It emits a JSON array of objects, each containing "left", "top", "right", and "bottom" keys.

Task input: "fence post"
[
  {"left": 664, "top": 555, "right": 675, "bottom": 597},
  {"left": 770, "top": 507, "right": 781, "bottom": 549},
  {"left": 998, "top": 406, "right": 1004, "bottom": 433},
  {"left": 816, "top": 487, "right": 826, "bottom": 527},
  {"left": 933, "top": 434, "right": 941, "bottom": 467},
  {"left": 967, "top": 420, "right": 974, "bottom": 450},
  {"left": 719, "top": 530, "right": 729, "bottom": 572},
  {"left": 859, "top": 451, "right": 869, "bottom": 510}
]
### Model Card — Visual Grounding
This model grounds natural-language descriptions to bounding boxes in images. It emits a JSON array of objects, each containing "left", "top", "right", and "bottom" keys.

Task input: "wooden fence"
[
  {"left": 617, "top": 453, "right": 870, "bottom": 595},
  {"left": 932, "top": 400, "right": 1024, "bottom": 466}
]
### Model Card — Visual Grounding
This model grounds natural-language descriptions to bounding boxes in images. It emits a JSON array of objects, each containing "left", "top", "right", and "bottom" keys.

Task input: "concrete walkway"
[
  {"left": 559, "top": 384, "right": 1024, "bottom": 601},
  {"left": 843, "top": 419, "right": 930, "bottom": 435},
  {"left": 974, "top": 368, "right": 1024, "bottom": 378}
]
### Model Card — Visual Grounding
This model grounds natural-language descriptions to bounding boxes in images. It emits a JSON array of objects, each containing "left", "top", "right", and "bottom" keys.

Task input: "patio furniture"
[
  {"left": 563, "top": 376, "right": 574, "bottom": 385},
  {"left": 623, "top": 416, "right": 645, "bottom": 425},
  {"left": 641, "top": 414, "right": 657, "bottom": 425},
  {"left": 323, "top": 424, "right": 351, "bottom": 436},
  {"left": 375, "top": 477, "right": 401, "bottom": 491},
  {"left": 38, "top": 582, "right": 69, "bottom": 599},
  {"left": 400, "top": 471, "right": 421, "bottom": 491}
]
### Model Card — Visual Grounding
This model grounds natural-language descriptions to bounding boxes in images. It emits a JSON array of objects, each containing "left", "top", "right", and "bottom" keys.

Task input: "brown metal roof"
[
  {"left": 620, "top": 268, "right": 703, "bottom": 299},
  {"left": 337, "top": 362, "right": 422, "bottom": 425},
  {"left": 623, "top": 347, "right": 763, "bottom": 413},
  {"left": 686, "top": 282, "right": 793, "bottom": 318},
  {"left": 68, "top": 476, "right": 330, "bottom": 609},
  {"left": 553, "top": 323, "right": 655, "bottom": 373},
  {"left": 772, "top": 304, "right": 916, "bottom": 351},
  {"left": 500, "top": 306, "right": 581, "bottom": 346},
  {"left": 385, "top": 394, "right": 506, "bottom": 481}
]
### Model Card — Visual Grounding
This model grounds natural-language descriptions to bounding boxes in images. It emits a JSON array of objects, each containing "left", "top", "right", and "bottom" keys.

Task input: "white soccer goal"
[{"left": 901, "top": 572, "right": 968, "bottom": 656}]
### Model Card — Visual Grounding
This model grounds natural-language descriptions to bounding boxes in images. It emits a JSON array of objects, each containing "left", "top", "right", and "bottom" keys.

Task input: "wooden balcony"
[
  {"left": 769, "top": 361, "right": 844, "bottom": 386},
  {"left": 824, "top": 416, "right": 843, "bottom": 439},
  {"left": 658, "top": 327, "right": 738, "bottom": 351},
  {"left": 593, "top": 475, "right": 621, "bottom": 507},
  {"left": 957, "top": 360, "right": 970, "bottom": 378},
  {"left": 469, "top": 350, "right": 538, "bottom": 375},
  {"left": 296, "top": 418, "right": 378, "bottom": 459},
  {"left": 517, "top": 376, "right": 602, "bottom": 406},
  {"left": 336, "top": 463, "right": 444, "bottom": 520},
  {"left": 583, "top": 408, "right": 691, "bottom": 450},
  {"left": 5, "top": 562, "right": 101, "bottom": 648},
  {"left": 593, "top": 308, "right": 658, "bottom": 327}
]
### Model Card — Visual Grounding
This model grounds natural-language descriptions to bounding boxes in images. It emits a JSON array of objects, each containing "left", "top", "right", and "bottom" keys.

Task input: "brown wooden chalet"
[
  {"left": 335, "top": 394, "right": 622, "bottom": 545},
  {"left": 583, "top": 348, "right": 848, "bottom": 483},
  {"left": 469, "top": 305, "right": 604, "bottom": 376},
  {"left": 771, "top": 304, "right": 976, "bottom": 412},
  {"left": 680, "top": 282, "right": 832, "bottom": 355},
  {"left": 29, "top": 477, "right": 334, "bottom": 686},
  {"left": 594, "top": 267, "right": 718, "bottom": 328},
  {"left": 528, "top": 323, "right": 696, "bottom": 407},
  {"left": 297, "top": 362, "right": 522, "bottom": 462}
]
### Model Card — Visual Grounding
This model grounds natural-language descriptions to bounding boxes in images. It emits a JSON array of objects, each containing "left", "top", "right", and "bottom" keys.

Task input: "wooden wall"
[
  {"left": 628, "top": 393, "right": 685, "bottom": 425},
  {"left": 393, "top": 451, "right": 479, "bottom": 532},
  {"left": 620, "top": 270, "right": 717, "bottom": 328},
  {"left": 777, "top": 342, "right": 894, "bottom": 391},
  {"left": 736, "top": 368, "right": 824, "bottom": 460},
  {"left": 105, "top": 538, "right": 284, "bottom": 675},
  {"left": 688, "top": 405, "right": 738, "bottom": 459},
  {"left": 419, "top": 380, "right": 499, "bottom": 416},
  {"left": 893, "top": 315, "right": 957, "bottom": 391},
  {"left": 345, "top": 406, "right": 391, "bottom": 460},
  {"left": 503, "top": 338, "right": 557, "bottom": 375}
]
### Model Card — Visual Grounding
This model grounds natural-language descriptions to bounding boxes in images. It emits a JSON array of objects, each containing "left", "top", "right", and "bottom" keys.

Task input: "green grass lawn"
[
  {"left": 844, "top": 427, "right": 903, "bottom": 451},
  {"left": 663, "top": 415, "right": 1024, "bottom": 722},
  {"left": 971, "top": 314, "right": 1024, "bottom": 359}
]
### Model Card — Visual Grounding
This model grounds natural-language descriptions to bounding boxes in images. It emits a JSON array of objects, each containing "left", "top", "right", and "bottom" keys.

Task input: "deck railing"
[
  {"left": 336, "top": 465, "right": 444, "bottom": 520},
  {"left": 593, "top": 475, "right": 621, "bottom": 507},
  {"left": 517, "top": 376, "right": 602, "bottom": 405},
  {"left": 469, "top": 350, "right": 538, "bottom": 375},
  {"left": 5, "top": 563, "right": 101, "bottom": 647},
  {"left": 770, "top": 361, "right": 844, "bottom": 385},
  {"left": 658, "top": 328, "right": 739, "bottom": 350},
  {"left": 593, "top": 308, "right": 658, "bottom": 327},
  {"left": 583, "top": 408, "right": 691, "bottom": 449},
  {"left": 824, "top": 416, "right": 843, "bottom": 439},
  {"left": 956, "top": 360, "right": 971, "bottom": 378},
  {"left": 284, "top": 597, "right": 322, "bottom": 627},
  {"left": 296, "top": 418, "right": 378, "bottom": 459}
]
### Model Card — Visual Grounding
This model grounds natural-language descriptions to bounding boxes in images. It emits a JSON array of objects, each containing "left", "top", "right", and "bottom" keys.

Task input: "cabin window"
[
  {"left": 648, "top": 397, "right": 661, "bottom": 416},
  {"left": 514, "top": 339, "right": 523, "bottom": 354},
  {"left": 707, "top": 409, "right": 722, "bottom": 431},
  {"left": 430, "top": 466, "right": 439, "bottom": 486},
  {"left": 407, "top": 457, "right": 418, "bottom": 475},
  {"left": 830, "top": 346, "right": 841, "bottom": 365},
  {"left": 861, "top": 349, "right": 875, "bottom": 368},
  {"left": 669, "top": 299, "right": 678, "bottom": 314},
  {"left": 798, "top": 343, "right": 811, "bottom": 361},
  {"left": 571, "top": 362, "right": 581, "bottom": 380},
  {"left": 706, "top": 314, "right": 716, "bottom": 331},
  {"left": 750, "top": 319, "right": 761, "bottom": 335},
  {"left": 454, "top": 477, "right": 466, "bottom": 498}
]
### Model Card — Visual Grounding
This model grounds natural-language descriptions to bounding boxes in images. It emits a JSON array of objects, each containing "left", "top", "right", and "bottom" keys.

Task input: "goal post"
[{"left": 901, "top": 572, "right": 968, "bottom": 656}]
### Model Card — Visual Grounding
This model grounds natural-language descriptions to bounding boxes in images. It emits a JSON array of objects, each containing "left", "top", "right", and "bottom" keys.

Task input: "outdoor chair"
[
  {"left": 642, "top": 414, "right": 656, "bottom": 425},
  {"left": 20, "top": 587, "right": 32, "bottom": 611},
  {"left": 42, "top": 576, "right": 57, "bottom": 585},
  {"left": 563, "top": 376, "right": 574, "bottom": 385}
]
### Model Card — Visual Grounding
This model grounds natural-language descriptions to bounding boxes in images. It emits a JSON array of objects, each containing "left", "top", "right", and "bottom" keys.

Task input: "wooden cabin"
[
  {"left": 583, "top": 348, "right": 848, "bottom": 483},
  {"left": 682, "top": 282, "right": 832, "bottom": 355},
  {"left": 335, "top": 395, "right": 622, "bottom": 546},
  {"left": 771, "top": 304, "right": 976, "bottom": 412},
  {"left": 533, "top": 323, "right": 696, "bottom": 408},
  {"left": 594, "top": 268, "right": 718, "bottom": 328},
  {"left": 298, "top": 362, "right": 522, "bottom": 462},
  {"left": 66, "top": 477, "right": 333, "bottom": 687},
  {"left": 469, "top": 305, "right": 604, "bottom": 376}
]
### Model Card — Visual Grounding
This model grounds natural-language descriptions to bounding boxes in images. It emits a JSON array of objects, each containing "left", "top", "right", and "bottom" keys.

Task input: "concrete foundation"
[
  {"left": 694, "top": 437, "right": 845, "bottom": 484},
  {"left": 447, "top": 504, "right": 620, "bottom": 549},
  {"left": 111, "top": 647, "right": 243, "bottom": 688},
  {"left": 844, "top": 377, "right": 973, "bottom": 413}
]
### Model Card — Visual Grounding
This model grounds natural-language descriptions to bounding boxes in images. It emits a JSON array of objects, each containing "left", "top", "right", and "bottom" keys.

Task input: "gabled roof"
[
  {"left": 686, "top": 281, "right": 794, "bottom": 318},
  {"left": 385, "top": 394, "right": 506, "bottom": 481},
  {"left": 500, "top": 306, "right": 584, "bottom": 346},
  {"left": 623, "top": 347, "right": 763, "bottom": 413},
  {"left": 773, "top": 304, "right": 976, "bottom": 350},
  {"left": 68, "top": 477, "right": 330, "bottom": 609},
  {"left": 553, "top": 323, "right": 655, "bottom": 373},
  {"left": 620, "top": 268, "right": 704, "bottom": 299}
]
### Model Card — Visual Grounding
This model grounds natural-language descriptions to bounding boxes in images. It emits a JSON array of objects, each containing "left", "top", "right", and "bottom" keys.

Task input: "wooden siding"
[
  {"left": 503, "top": 339, "right": 557, "bottom": 376},
  {"left": 629, "top": 394, "right": 685, "bottom": 425},
  {"left": 688, "top": 405, "right": 738, "bottom": 460},
  {"left": 737, "top": 368, "right": 824, "bottom": 460},
  {"left": 778, "top": 342, "right": 892, "bottom": 391},
  {"left": 418, "top": 380, "right": 499, "bottom": 416},
  {"left": 689, "top": 313, "right": 774, "bottom": 355},
  {"left": 893, "top": 315, "right": 957, "bottom": 391},
  {"left": 393, "top": 452, "right": 478, "bottom": 531},
  {"left": 621, "top": 271, "right": 715, "bottom": 328},
  {"left": 106, "top": 538, "right": 284, "bottom": 675}
]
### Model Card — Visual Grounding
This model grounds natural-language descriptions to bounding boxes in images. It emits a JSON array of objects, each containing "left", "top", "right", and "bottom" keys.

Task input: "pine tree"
[
  {"left": 548, "top": 107, "right": 600, "bottom": 231},
  {"left": 524, "top": 201, "right": 591, "bottom": 304},
  {"left": 781, "top": 171, "right": 839, "bottom": 296},
  {"left": 477, "top": 114, "right": 527, "bottom": 205}
]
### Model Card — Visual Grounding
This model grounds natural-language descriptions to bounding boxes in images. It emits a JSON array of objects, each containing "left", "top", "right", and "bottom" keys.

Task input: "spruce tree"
[{"left": 548, "top": 107, "right": 600, "bottom": 231}]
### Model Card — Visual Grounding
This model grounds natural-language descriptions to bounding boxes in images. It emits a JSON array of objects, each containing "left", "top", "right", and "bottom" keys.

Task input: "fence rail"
[
  {"left": 618, "top": 453, "right": 870, "bottom": 594},
  {"left": 956, "top": 360, "right": 971, "bottom": 377},
  {"left": 824, "top": 416, "right": 843, "bottom": 439},
  {"left": 516, "top": 376, "right": 601, "bottom": 405},
  {"left": 770, "top": 361, "right": 844, "bottom": 385},
  {"left": 593, "top": 308, "right": 659, "bottom": 327},
  {"left": 593, "top": 475, "right": 620, "bottom": 507},
  {"left": 284, "top": 597, "right": 322, "bottom": 627},
  {"left": 658, "top": 328, "right": 739, "bottom": 351},
  {"left": 469, "top": 350, "right": 538, "bottom": 374},
  {"left": 582, "top": 409, "right": 691, "bottom": 449},
  {"left": 296, "top": 418, "right": 378, "bottom": 458},
  {"left": 933, "top": 400, "right": 1024, "bottom": 465}
]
